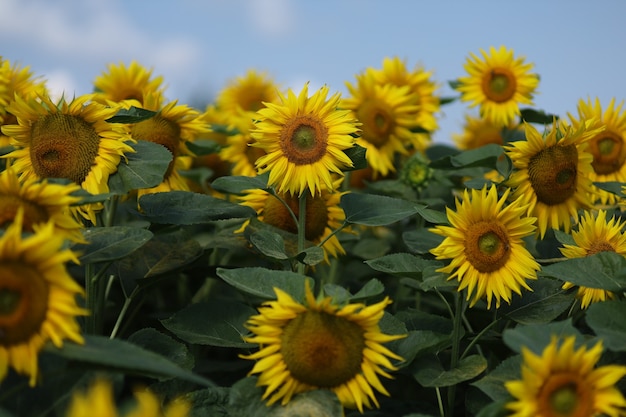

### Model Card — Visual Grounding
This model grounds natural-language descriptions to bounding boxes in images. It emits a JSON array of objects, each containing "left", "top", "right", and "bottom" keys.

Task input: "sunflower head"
[
  {"left": 453, "top": 113, "right": 523, "bottom": 150},
  {"left": 241, "top": 281, "right": 405, "bottom": 412},
  {"left": 216, "top": 69, "right": 281, "bottom": 114},
  {"left": 456, "top": 46, "right": 539, "bottom": 127},
  {"left": 92, "top": 61, "right": 164, "bottom": 106}
]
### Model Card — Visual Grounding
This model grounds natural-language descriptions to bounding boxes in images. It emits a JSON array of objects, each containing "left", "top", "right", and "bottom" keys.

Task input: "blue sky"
[{"left": 1, "top": 0, "right": 625, "bottom": 144}]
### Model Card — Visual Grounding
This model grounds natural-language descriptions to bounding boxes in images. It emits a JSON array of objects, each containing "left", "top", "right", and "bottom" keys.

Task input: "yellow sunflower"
[
  {"left": 237, "top": 178, "right": 347, "bottom": 262},
  {"left": 342, "top": 69, "right": 422, "bottom": 178},
  {"left": 0, "top": 168, "right": 85, "bottom": 243},
  {"left": 558, "top": 210, "right": 626, "bottom": 309},
  {"left": 216, "top": 69, "right": 281, "bottom": 114},
  {"left": 0, "top": 208, "right": 87, "bottom": 386},
  {"left": 370, "top": 56, "right": 440, "bottom": 151},
  {"left": 430, "top": 185, "right": 540, "bottom": 309},
  {"left": 505, "top": 335, "right": 626, "bottom": 417},
  {"left": 92, "top": 61, "right": 164, "bottom": 106},
  {"left": 453, "top": 113, "right": 523, "bottom": 150},
  {"left": 455, "top": 46, "right": 539, "bottom": 127},
  {"left": 568, "top": 98, "right": 626, "bottom": 205},
  {"left": 0, "top": 57, "right": 47, "bottom": 147},
  {"left": 505, "top": 120, "right": 601, "bottom": 239},
  {"left": 130, "top": 91, "right": 211, "bottom": 198},
  {"left": 219, "top": 112, "right": 266, "bottom": 177},
  {"left": 251, "top": 83, "right": 359, "bottom": 196},
  {"left": 65, "top": 378, "right": 190, "bottom": 417},
  {"left": 1, "top": 93, "right": 134, "bottom": 224},
  {"left": 241, "top": 282, "right": 405, "bottom": 412}
]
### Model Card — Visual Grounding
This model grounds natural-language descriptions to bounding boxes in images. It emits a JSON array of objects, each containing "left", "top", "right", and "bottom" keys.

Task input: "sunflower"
[
  {"left": 455, "top": 46, "right": 539, "bottom": 127},
  {"left": 558, "top": 210, "right": 626, "bottom": 308},
  {"left": 216, "top": 69, "right": 281, "bottom": 115},
  {"left": 0, "top": 168, "right": 85, "bottom": 243},
  {"left": 1, "top": 93, "right": 134, "bottom": 224},
  {"left": 92, "top": 61, "right": 164, "bottom": 106},
  {"left": 241, "top": 282, "right": 405, "bottom": 412},
  {"left": 430, "top": 185, "right": 540, "bottom": 309},
  {"left": 237, "top": 178, "right": 347, "bottom": 262},
  {"left": 65, "top": 378, "right": 190, "bottom": 417},
  {"left": 251, "top": 83, "right": 358, "bottom": 196},
  {"left": 342, "top": 69, "right": 422, "bottom": 178},
  {"left": 370, "top": 56, "right": 440, "bottom": 151},
  {"left": 453, "top": 113, "right": 523, "bottom": 150},
  {"left": 505, "top": 120, "right": 600, "bottom": 239},
  {"left": 505, "top": 335, "right": 626, "bottom": 417},
  {"left": 567, "top": 98, "right": 626, "bottom": 205},
  {"left": 219, "top": 112, "right": 266, "bottom": 177},
  {"left": 0, "top": 57, "right": 47, "bottom": 147},
  {"left": 0, "top": 208, "right": 87, "bottom": 386},
  {"left": 130, "top": 91, "right": 211, "bottom": 198}
]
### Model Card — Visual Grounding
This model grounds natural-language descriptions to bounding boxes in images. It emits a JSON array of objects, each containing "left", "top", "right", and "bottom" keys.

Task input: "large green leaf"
[
  {"left": 413, "top": 354, "right": 487, "bottom": 388},
  {"left": 161, "top": 299, "right": 257, "bottom": 348},
  {"left": 403, "top": 228, "right": 445, "bottom": 255},
  {"left": 187, "top": 139, "right": 222, "bottom": 156},
  {"left": 366, "top": 253, "right": 440, "bottom": 278},
  {"left": 540, "top": 252, "right": 626, "bottom": 291},
  {"left": 217, "top": 267, "right": 313, "bottom": 300},
  {"left": 106, "top": 106, "right": 157, "bottom": 123},
  {"left": 472, "top": 355, "right": 522, "bottom": 401},
  {"left": 211, "top": 174, "right": 270, "bottom": 195},
  {"left": 499, "top": 278, "right": 573, "bottom": 324},
  {"left": 502, "top": 319, "right": 584, "bottom": 355},
  {"left": 75, "top": 226, "right": 153, "bottom": 263},
  {"left": 341, "top": 193, "right": 418, "bottom": 226},
  {"left": 138, "top": 191, "right": 255, "bottom": 224},
  {"left": 343, "top": 144, "right": 368, "bottom": 171},
  {"left": 128, "top": 328, "right": 194, "bottom": 370},
  {"left": 585, "top": 300, "right": 626, "bottom": 351},
  {"left": 429, "top": 143, "right": 503, "bottom": 170},
  {"left": 46, "top": 335, "right": 213, "bottom": 386},
  {"left": 519, "top": 108, "right": 558, "bottom": 124},
  {"left": 248, "top": 229, "right": 289, "bottom": 260},
  {"left": 108, "top": 140, "right": 173, "bottom": 194}
]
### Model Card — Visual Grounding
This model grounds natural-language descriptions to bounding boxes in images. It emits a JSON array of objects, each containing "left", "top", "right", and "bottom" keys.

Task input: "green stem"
[
  {"left": 316, "top": 221, "right": 348, "bottom": 249},
  {"left": 297, "top": 193, "right": 307, "bottom": 276},
  {"left": 460, "top": 316, "right": 502, "bottom": 361},
  {"left": 104, "top": 195, "right": 119, "bottom": 227},
  {"left": 447, "top": 293, "right": 465, "bottom": 417},
  {"left": 85, "top": 263, "right": 96, "bottom": 334},
  {"left": 110, "top": 287, "right": 139, "bottom": 339},
  {"left": 436, "top": 387, "right": 445, "bottom": 417}
]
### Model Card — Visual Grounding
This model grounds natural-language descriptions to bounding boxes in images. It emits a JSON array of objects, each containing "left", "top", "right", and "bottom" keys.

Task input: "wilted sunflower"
[
  {"left": 455, "top": 46, "right": 539, "bottom": 127},
  {"left": 0, "top": 168, "right": 85, "bottom": 243},
  {"left": 505, "top": 335, "right": 626, "bottom": 417},
  {"left": 65, "top": 378, "right": 190, "bottom": 417},
  {"left": 216, "top": 69, "right": 281, "bottom": 114},
  {"left": 237, "top": 178, "right": 347, "bottom": 262},
  {"left": 559, "top": 210, "right": 626, "bottom": 309},
  {"left": 568, "top": 98, "right": 626, "bottom": 205},
  {"left": 241, "top": 282, "right": 405, "bottom": 412},
  {"left": 130, "top": 91, "right": 210, "bottom": 198},
  {"left": 0, "top": 209, "right": 87, "bottom": 386},
  {"left": 505, "top": 120, "right": 601, "bottom": 238},
  {"left": 1, "top": 93, "right": 134, "bottom": 223},
  {"left": 92, "top": 61, "right": 164, "bottom": 106},
  {"left": 342, "top": 69, "right": 422, "bottom": 178},
  {"left": 430, "top": 185, "right": 540, "bottom": 309},
  {"left": 251, "top": 83, "right": 359, "bottom": 196}
]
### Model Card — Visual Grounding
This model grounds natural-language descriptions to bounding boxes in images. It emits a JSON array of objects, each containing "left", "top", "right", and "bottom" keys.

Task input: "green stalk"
[
  {"left": 447, "top": 293, "right": 466, "bottom": 417},
  {"left": 297, "top": 193, "right": 307, "bottom": 276}
]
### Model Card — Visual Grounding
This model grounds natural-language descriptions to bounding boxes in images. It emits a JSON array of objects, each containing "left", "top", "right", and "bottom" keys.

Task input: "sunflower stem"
[
  {"left": 297, "top": 193, "right": 307, "bottom": 276},
  {"left": 447, "top": 292, "right": 466, "bottom": 417},
  {"left": 104, "top": 195, "right": 118, "bottom": 228},
  {"left": 435, "top": 387, "right": 445, "bottom": 417},
  {"left": 110, "top": 287, "right": 139, "bottom": 339}
]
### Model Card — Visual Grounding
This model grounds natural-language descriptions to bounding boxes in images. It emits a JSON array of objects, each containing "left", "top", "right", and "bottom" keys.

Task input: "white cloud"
[
  {"left": 247, "top": 0, "right": 296, "bottom": 37},
  {"left": 44, "top": 69, "right": 79, "bottom": 102}
]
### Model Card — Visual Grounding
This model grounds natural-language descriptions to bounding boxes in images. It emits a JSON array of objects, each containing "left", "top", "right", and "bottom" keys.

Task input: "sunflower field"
[{"left": 1, "top": 46, "right": 626, "bottom": 417}]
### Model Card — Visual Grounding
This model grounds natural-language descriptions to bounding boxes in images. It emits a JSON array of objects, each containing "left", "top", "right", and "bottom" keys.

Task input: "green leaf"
[
  {"left": 187, "top": 139, "right": 222, "bottom": 156},
  {"left": 394, "top": 330, "right": 451, "bottom": 366},
  {"left": 593, "top": 181, "right": 625, "bottom": 197},
  {"left": 343, "top": 144, "right": 368, "bottom": 171},
  {"left": 161, "top": 300, "right": 256, "bottom": 348},
  {"left": 351, "top": 278, "right": 385, "bottom": 302},
  {"left": 499, "top": 278, "right": 573, "bottom": 325},
  {"left": 249, "top": 230, "right": 289, "bottom": 260},
  {"left": 502, "top": 319, "right": 583, "bottom": 355},
  {"left": 472, "top": 355, "right": 522, "bottom": 401},
  {"left": 138, "top": 191, "right": 255, "bottom": 224},
  {"left": 211, "top": 174, "right": 269, "bottom": 195},
  {"left": 341, "top": 193, "right": 418, "bottom": 226},
  {"left": 585, "top": 300, "right": 626, "bottom": 351},
  {"left": 108, "top": 140, "right": 173, "bottom": 194},
  {"left": 474, "top": 401, "right": 509, "bottom": 417},
  {"left": 296, "top": 246, "right": 325, "bottom": 266},
  {"left": 128, "top": 328, "right": 194, "bottom": 370},
  {"left": 429, "top": 144, "right": 503, "bottom": 169},
  {"left": 46, "top": 335, "right": 213, "bottom": 386},
  {"left": 448, "top": 80, "right": 462, "bottom": 90},
  {"left": 413, "top": 354, "right": 487, "bottom": 388},
  {"left": 106, "top": 106, "right": 157, "bottom": 123},
  {"left": 519, "top": 108, "right": 558, "bottom": 124},
  {"left": 553, "top": 229, "right": 576, "bottom": 246},
  {"left": 75, "top": 226, "right": 153, "bottom": 263},
  {"left": 403, "top": 228, "right": 445, "bottom": 255},
  {"left": 217, "top": 267, "right": 314, "bottom": 300},
  {"left": 366, "top": 253, "right": 439, "bottom": 278},
  {"left": 539, "top": 251, "right": 626, "bottom": 291},
  {"left": 414, "top": 205, "right": 449, "bottom": 224}
]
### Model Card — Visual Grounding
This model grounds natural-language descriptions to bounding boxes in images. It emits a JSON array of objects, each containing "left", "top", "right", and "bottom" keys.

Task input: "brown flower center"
[
  {"left": 538, "top": 373, "right": 591, "bottom": 417},
  {"left": 30, "top": 114, "right": 101, "bottom": 184},
  {"left": 589, "top": 131, "right": 626, "bottom": 175},
  {"left": 0, "top": 262, "right": 49, "bottom": 346},
  {"left": 280, "top": 115, "right": 329, "bottom": 165},
  {"left": 464, "top": 221, "right": 511, "bottom": 272},
  {"left": 263, "top": 193, "right": 329, "bottom": 241},
  {"left": 0, "top": 195, "right": 49, "bottom": 230},
  {"left": 281, "top": 310, "right": 365, "bottom": 387},
  {"left": 528, "top": 145, "right": 578, "bottom": 205},
  {"left": 131, "top": 115, "right": 181, "bottom": 177},
  {"left": 586, "top": 241, "right": 615, "bottom": 256},
  {"left": 357, "top": 100, "right": 394, "bottom": 147},
  {"left": 482, "top": 68, "right": 517, "bottom": 103}
]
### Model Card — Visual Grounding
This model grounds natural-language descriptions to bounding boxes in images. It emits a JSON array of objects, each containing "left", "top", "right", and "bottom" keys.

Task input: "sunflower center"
[
  {"left": 539, "top": 373, "right": 591, "bottom": 417},
  {"left": 30, "top": 114, "right": 101, "bottom": 184},
  {"left": 590, "top": 132, "right": 625, "bottom": 175},
  {"left": 357, "top": 100, "right": 394, "bottom": 147},
  {"left": 465, "top": 221, "right": 511, "bottom": 272},
  {"left": 281, "top": 310, "right": 365, "bottom": 387},
  {"left": 586, "top": 241, "right": 615, "bottom": 256},
  {"left": 0, "top": 195, "right": 49, "bottom": 230},
  {"left": 280, "top": 115, "right": 329, "bottom": 165},
  {"left": 263, "top": 193, "right": 329, "bottom": 241},
  {"left": 131, "top": 115, "right": 181, "bottom": 177},
  {"left": 528, "top": 145, "right": 578, "bottom": 205},
  {"left": 0, "top": 262, "right": 49, "bottom": 346},
  {"left": 482, "top": 69, "right": 517, "bottom": 103}
]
